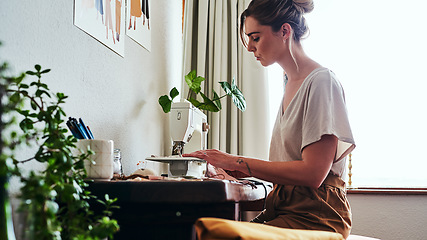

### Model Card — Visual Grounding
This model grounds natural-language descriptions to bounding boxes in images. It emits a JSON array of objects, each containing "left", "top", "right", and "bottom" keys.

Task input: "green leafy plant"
[
  {"left": 1, "top": 47, "right": 20, "bottom": 240},
  {"left": 1, "top": 60, "right": 119, "bottom": 239},
  {"left": 159, "top": 70, "right": 246, "bottom": 113}
]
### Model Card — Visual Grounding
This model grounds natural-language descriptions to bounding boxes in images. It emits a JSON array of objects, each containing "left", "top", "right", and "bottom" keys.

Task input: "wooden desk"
[{"left": 87, "top": 179, "right": 270, "bottom": 240}]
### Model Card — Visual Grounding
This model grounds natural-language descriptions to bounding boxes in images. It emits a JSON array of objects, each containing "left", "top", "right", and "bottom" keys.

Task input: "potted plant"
[
  {"left": 1, "top": 55, "right": 119, "bottom": 239},
  {"left": 0, "top": 54, "right": 18, "bottom": 240},
  {"left": 158, "top": 70, "right": 246, "bottom": 113}
]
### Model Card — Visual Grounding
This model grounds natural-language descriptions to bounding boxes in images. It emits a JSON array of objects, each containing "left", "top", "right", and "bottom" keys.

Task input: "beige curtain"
[{"left": 183, "top": 0, "right": 270, "bottom": 159}]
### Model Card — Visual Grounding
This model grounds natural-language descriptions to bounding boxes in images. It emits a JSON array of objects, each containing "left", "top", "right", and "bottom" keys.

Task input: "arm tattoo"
[{"left": 237, "top": 158, "right": 252, "bottom": 176}]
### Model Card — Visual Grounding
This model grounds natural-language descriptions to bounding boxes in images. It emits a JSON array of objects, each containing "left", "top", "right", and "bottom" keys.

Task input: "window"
[{"left": 267, "top": 0, "right": 427, "bottom": 187}]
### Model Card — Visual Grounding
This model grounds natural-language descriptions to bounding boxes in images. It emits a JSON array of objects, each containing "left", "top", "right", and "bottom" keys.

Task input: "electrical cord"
[{"left": 244, "top": 178, "right": 271, "bottom": 210}]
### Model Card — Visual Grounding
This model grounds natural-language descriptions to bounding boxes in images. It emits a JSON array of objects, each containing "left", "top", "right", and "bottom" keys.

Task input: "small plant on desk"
[{"left": 158, "top": 70, "right": 246, "bottom": 113}]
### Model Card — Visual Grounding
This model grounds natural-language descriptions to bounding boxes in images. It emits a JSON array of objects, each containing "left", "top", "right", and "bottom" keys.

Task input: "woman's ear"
[{"left": 281, "top": 23, "right": 292, "bottom": 40}]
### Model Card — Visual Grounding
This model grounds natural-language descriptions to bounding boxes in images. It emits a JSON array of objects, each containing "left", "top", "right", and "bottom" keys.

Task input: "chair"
[{"left": 194, "top": 217, "right": 381, "bottom": 240}]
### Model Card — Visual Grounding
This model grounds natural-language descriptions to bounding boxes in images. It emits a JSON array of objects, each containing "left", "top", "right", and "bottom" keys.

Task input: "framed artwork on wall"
[
  {"left": 74, "top": 0, "right": 125, "bottom": 57},
  {"left": 126, "top": 0, "right": 151, "bottom": 52}
]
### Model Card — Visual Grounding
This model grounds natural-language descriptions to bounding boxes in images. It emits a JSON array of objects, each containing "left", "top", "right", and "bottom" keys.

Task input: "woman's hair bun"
[
  {"left": 292, "top": 0, "right": 314, "bottom": 14},
  {"left": 240, "top": 0, "right": 314, "bottom": 43}
]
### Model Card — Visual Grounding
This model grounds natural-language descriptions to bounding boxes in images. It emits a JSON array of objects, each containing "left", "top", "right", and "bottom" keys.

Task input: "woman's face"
[{"left": 244, "top": 16, "right": 285, "bottom": 67}]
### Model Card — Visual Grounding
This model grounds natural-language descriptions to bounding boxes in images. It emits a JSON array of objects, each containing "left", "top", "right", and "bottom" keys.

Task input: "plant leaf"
[
  {"left": 197, "top": 92, "right": 220, "bottom": 112},
  {"left": 158, "top": 95, "right": 172, "bottom": 113},
  {"left": 10, "top": 92, "right": 20, "bottom": 103},
  {"left": 30, "top": 101, "right": 38, "bottom": 110},
  {"left": 231, "top": 88, "right": 246, "bottom": 112},
  {"left": 40, "top": 69, "right": 51, "bottom": 74},
  {"left": 185, "top": 69, "right": 196, "bottom": 82},
  {"left": 220, "top": 78, "right": 246, "bottom": 112},
  {"left": 13, "top": 73, "right": 26, "bottom": 84},
  {"left": 185, "top": 70, "right": 204, "bottom": 94},
  {"left": 231, "top": 77, "right": 238, "bottom": 91},
  {"left": 19, "top": 118, "right": 34, "bottom": 131},
  {"left": 20, "top": 84, "right": 29, "bottom": 89},
  {"left": 187, "top": 97, "right": 201, "bottom": 108},
  {"left": 192, "top": 76, "right": 205, "bottom": 93},
  {"left": 184, "top": 70, "right": 195, "bottom": 87},
  {"left": 219, "top": 81, "right": 232, "bottom": 95},
  {"left": 40, "top": 83, "right": 49, "bottom": 90},
  {"left": 212, "top": 90, "right": 221, "bottom": 110},
  {"left": 169, "top": 87, "right": 179, "bottom": 100},
  {"left": 56, "top": 92, "right": 65, "bottom": 99},
  {"left": 35, "top": 89, "right": 51, "bottom": 98}
]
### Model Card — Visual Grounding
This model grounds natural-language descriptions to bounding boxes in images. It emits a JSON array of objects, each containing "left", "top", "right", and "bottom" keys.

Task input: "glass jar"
[{"left": 113, "top": 149, "right": 123, "bottom": 177}]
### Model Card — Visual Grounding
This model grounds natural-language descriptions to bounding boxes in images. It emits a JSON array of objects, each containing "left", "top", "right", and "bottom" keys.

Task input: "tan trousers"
[{"left": 251, "top": 173, "right": 352, "bottom": 239}]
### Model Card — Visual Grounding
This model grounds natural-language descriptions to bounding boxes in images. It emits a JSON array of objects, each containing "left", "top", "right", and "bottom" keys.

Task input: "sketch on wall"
[
  {"left": 74, "top": 0, "right": 125, "bottom": 57},
  {"left": 126, "top": 0, "right": 151, "bottom": 51}
]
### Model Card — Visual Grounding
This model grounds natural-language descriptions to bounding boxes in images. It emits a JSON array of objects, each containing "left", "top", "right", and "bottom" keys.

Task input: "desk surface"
[{"left": 88, "top": 179, "right": 269, "bottom": 203}]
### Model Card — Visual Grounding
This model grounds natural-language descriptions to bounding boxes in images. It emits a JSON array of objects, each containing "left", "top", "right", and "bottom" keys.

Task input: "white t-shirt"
[{"left": 269, "top": 67, "right": 355, "bottom": 178}]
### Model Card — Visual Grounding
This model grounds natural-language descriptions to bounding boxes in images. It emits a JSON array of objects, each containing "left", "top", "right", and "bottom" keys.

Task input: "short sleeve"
[{"left": 301, "top": 70, "right": 355, "bottom": 162}]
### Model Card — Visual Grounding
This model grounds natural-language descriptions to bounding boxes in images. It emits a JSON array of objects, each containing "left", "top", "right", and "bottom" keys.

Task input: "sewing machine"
[{"left": 146, "top": 99, "right": 209, "bottom": 178}]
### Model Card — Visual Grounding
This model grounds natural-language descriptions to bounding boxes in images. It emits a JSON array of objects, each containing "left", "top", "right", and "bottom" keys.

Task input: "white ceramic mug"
[{"left": 76, "top": 139, "right": 114, "bottom": 180}]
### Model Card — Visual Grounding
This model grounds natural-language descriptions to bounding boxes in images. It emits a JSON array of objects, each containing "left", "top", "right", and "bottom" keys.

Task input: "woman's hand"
[
  {"left": 205, "top": 164, "right": 239, "bottom": 181},
  {"left": 183, "top": 149, "right": 235, "bottom": 171},
  {"left": 183, "top": 149, "right": 251, "bottom": 179},
  {"left": 184, "top": 149, "right": 252, "bottom": 178}
]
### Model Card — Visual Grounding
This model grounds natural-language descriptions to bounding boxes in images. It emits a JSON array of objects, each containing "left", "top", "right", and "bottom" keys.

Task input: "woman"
[{"left": 184, "top": 0, "right": 355, "bottom": 238}]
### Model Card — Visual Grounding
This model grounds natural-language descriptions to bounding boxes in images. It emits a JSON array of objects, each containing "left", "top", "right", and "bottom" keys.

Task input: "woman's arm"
[{"left": 184, "top": 134, "right": 337, "bottom": 188}]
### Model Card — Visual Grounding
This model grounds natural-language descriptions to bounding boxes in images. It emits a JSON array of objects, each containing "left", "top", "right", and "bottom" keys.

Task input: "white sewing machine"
[{"left": 146, "top": 99, "right": 209, "bottom": 178}]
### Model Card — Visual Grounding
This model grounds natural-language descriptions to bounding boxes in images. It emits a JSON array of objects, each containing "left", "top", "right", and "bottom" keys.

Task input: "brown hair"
[{"left": 240, "top": 0, "right": 314, "bottom": 47}]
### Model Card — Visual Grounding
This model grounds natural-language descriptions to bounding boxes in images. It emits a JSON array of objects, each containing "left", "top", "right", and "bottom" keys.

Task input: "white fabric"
[
  {"left": 269, "top": 68, "right": 355, "bottom": 178},
  {"left": 183, "top": 0, "right": 269, "bottom": 159}
]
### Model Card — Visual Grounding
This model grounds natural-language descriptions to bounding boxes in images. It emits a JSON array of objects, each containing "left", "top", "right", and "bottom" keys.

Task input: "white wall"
[
  {"left": 348, "top": 194, "right": 427, "bottom": 240},
  {"left": 0, "top": 0, "right": 182, "bottom": 183}
]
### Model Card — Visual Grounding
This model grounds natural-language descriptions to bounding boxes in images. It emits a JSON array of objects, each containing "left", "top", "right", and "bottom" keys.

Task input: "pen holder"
[{"left": 75, "top": 139, "right": 114, "bottom": 180}]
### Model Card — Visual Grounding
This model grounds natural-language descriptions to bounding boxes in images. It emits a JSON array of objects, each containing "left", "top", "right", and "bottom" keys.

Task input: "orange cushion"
[{"left": 195, "top": 217, "right": 345, "bottom": 240}]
